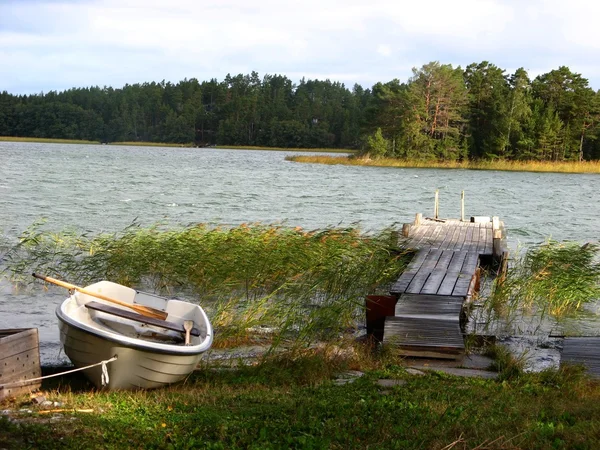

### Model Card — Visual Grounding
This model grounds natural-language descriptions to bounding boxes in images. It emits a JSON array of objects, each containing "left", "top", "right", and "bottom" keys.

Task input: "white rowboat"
[{"left": 56, "top": 280, "right": 213, "bottom": 390}]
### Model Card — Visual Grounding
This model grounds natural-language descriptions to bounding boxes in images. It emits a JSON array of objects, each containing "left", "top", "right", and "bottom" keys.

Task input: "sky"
[{"left": 1, "top": 0, "right": 600, "bottom": 95}]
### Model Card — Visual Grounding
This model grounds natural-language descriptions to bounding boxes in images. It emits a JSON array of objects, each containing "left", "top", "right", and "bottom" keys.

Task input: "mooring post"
[
  {"left": 434, "top": 190, "right": 439, "bottom": 219},
  {"left": 460, "top": 191, "right": 465, "bottom": 222}
]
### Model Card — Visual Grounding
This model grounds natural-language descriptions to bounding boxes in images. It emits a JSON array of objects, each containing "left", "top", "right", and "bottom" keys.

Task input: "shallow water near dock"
[{"left": 1, "top": 142, "right": 599, "bottom": 365}]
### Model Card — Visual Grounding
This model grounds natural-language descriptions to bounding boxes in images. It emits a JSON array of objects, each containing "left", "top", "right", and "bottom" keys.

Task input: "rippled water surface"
[{"left": 1, "top": 142, "right": 599, "bottom": 363}]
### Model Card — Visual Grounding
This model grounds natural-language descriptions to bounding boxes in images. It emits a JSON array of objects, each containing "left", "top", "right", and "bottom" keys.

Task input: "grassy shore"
[
  {"left": 1, "top": 350, "right": 599, "bottom": 449},
  {"left": 0, "top": 136, "right": 100, "bottom": 145},
  {"left": 287, "top": 155, "right": 600, "bottom": 174}
]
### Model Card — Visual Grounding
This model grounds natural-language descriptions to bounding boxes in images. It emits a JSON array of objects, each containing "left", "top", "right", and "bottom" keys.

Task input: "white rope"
[{"left": 0, "top": 355, "right": 118, "bottom": 389}]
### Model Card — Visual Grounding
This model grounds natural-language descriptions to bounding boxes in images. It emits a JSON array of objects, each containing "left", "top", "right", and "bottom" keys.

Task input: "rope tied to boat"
[{"left": 0, "top": 355, "right": 118, "bottom": 389}]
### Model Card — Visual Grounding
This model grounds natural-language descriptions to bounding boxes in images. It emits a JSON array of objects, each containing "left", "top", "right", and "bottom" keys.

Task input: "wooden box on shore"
[{"left": 0, "top": 328, "right": 42, "bottom": 401}]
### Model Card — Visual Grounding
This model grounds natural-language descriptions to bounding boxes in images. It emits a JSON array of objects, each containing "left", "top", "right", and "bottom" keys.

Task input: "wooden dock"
[
  {"left": 560, "top": 337, "right": 600, "bottom": 378},
  {"left": 378, "top": 212, "right": 506, "bottom": 359}
]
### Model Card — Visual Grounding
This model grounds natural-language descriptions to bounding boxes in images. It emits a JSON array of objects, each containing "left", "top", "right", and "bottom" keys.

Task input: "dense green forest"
[{"left": 1, "top": 61, "right": 599, "bottom": 160}]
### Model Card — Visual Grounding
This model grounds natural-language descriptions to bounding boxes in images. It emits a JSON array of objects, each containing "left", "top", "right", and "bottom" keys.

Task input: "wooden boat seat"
[{"left": 85, "top": 301, "right": 201, "bottom": 337}]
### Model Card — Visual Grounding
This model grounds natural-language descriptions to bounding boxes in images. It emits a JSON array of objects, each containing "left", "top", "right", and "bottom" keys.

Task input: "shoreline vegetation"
[
  {"left": 2, "top": 63, "right": 600, "bottom": 162},
  {"left": 287, "top": 154, "right": 600, "bottom": 174}
]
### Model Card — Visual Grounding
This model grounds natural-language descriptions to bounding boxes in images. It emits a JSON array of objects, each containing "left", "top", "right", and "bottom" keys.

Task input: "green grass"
[
  {"left": 287, "top": 155, "right": 600, "bottom": 174},
  {"left": 1, "top": 350, "right": 598, "bottom": 450},
  {"left": 0, "top": 136, "right": 100, "bottom": 145}
]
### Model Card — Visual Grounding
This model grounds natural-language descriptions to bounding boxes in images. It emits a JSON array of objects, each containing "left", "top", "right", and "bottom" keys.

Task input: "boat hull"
[
  {"left": 58, "top": 318, "right": 204, "bottom": 389},
  {"left": 55, "top": 280, "right": 213, "bottom": 390}
]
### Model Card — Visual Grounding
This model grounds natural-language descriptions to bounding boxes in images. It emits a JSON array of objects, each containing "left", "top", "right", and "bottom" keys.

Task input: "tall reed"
[
  {"left": 2, "top": 222, "right": 411, "bottom": 348},
  {"left": 287, "top": 155, "right": 600, "bottom": 174},
  {"left": 490, "top": 240, "right": 600, "bottom": 318}
]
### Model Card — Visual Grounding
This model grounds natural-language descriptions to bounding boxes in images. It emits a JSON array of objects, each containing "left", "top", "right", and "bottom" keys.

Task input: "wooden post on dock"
[
  {"left": 414, "top": 213, "right": 422, "bottom": 226},
  {"left": 434, "top": 190, "right": 439, "bottom": 219},
  {"left": 492, "top": 216, "right": 502, "bottom": 262},
  {"left": 460, "top": 191, "right": 465, "bottom": 222}
]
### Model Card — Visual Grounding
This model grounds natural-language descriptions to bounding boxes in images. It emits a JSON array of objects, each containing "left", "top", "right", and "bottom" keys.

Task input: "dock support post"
[
  {"left": 460, "top": 191, "right": 465, "bottom": 222},
  {"left": 434, "top": 190, "right": 439, "bottom": 219},
  {"left": 414, "top": 213, "right": 422, "bottom": 226}
]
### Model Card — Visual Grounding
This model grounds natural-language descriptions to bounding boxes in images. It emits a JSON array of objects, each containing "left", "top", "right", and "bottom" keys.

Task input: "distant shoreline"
[
  {"left": 0, "top": 136, "right": 354, "bottom": 153},
  {"left": 287, "top": 155, "right": 600, "bottom": 174}
]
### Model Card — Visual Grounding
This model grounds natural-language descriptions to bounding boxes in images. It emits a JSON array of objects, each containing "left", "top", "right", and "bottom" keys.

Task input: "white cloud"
[
  {"left": 1, "top": 0, "right": 599, "bottom": 94},
  {"left": 377, "top": 45, "right": 392, "bottom": 57}
]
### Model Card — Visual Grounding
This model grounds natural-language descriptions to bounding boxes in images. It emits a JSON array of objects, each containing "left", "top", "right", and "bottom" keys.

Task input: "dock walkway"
[{"left": 381, "top": 214, "right": 505, "bottom": 359}]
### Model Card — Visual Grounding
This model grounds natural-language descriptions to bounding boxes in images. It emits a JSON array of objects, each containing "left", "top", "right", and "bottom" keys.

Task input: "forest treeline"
[{"left": 1, "top": 61, "right": 600, "bottom": 161}]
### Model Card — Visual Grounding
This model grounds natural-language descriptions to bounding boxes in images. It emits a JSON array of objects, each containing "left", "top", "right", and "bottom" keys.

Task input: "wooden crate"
[{"left": 0, "top": 328, "right": 42, "bottom": 401}]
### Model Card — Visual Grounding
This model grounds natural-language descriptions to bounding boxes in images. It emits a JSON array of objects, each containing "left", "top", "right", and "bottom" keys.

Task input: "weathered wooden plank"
[
  {"left": 406, "top": 270, "right": 433, "bottom": 294},
  {"left": 462, "top": 252, "right": 480, "bottom": 274},
  {"left": 462, "top": 226, "right": 474, "bottom": 251},
  {"left": 454, "top": 226, "right": 468, "bottom": 250},
  {"left": 448, "top": 226, "right": 461, "bottom": 250},
  {"left": 421, "top": 249, "right": 443, "bottom": 270},
  {"left": 390, "top": 271, "right": 418, "bottom": 294},
  {"left": 448, "top": 251, "right": 468, "bottom": 272},
  {"left": 437, "top": 272, "right": 460, "bottom": 296},
  {"left": 434, "top": 250, "right": 454, "bottom": 270},
  {"left": 423, "top": 225, "right": 443, "bottom": 248},
  {"left": 477, "top": 227, "right": 487, "bottom": 254},
  {"left": 383, "top": 316, "right": 464, "bottom": 350},
  {"left": 408, "top": 225, "right": 430, "bottom": 247},
  {"left": 421, "top": 271, "right": 447, "bottom": 294},
  {"left": 406, "top": 249, "right": 431, "bottom": 270},
  {"left": 452, "top": 273, "right": 473, "bottom": 297},
  {"left": 0, "top": 328, "right": 41, "bottom": 401},
  {"left": 561, "top": 337, "right": 600, "bottom": 378},
  {"left": 395, "top": 294, "right": 463, "bottom": 315}
]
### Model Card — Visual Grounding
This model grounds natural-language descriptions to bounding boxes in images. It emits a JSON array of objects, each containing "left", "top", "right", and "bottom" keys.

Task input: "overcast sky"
[{"left": 1, "top": 0, "right": 600, "bottom": 95}]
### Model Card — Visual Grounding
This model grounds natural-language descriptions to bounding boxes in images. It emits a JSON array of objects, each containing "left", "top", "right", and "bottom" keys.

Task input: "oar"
[{"left": 32, "top": 273, "right": 168, "bottom": 320}]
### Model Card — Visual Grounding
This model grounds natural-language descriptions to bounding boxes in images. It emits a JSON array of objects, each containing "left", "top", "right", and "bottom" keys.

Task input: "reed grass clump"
[
  {"left": 2, "top": 222, "right": 411, "bottom": 348},
  {"left": 287, "top": 155, "right": 600, "bottom": 174},
  {"left": 490, "top": 241, "right": 600, "bottom": 317}
]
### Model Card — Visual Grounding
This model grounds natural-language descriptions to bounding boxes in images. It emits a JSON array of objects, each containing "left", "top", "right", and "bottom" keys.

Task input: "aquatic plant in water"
[
  {"left": 491, "top": 240, "right": 600, "bottom": 318},
  {"left": 1, "top": 222, "right": 411, "bottom": 348}
]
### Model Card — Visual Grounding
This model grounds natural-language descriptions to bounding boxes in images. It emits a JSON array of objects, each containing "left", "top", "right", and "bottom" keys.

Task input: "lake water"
[{"left": 1, "top": 142, "right": 599, "bottom": 364}]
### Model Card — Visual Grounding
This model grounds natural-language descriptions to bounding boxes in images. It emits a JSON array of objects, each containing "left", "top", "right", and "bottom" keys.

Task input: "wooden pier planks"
[
  {"left": 390, "top": 248, "right": 480, "bottom": 297},
  {"left": 561, "top": 337, "right": 600, "bottom": 378},
  {"left": 383, "top": 215, "right": 499, "bottom": 359}
]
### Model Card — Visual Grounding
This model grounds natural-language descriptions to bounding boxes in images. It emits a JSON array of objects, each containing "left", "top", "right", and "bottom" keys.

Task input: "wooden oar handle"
[{"left": 32, "top": 273, "right": 168, "bottom": 320}]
